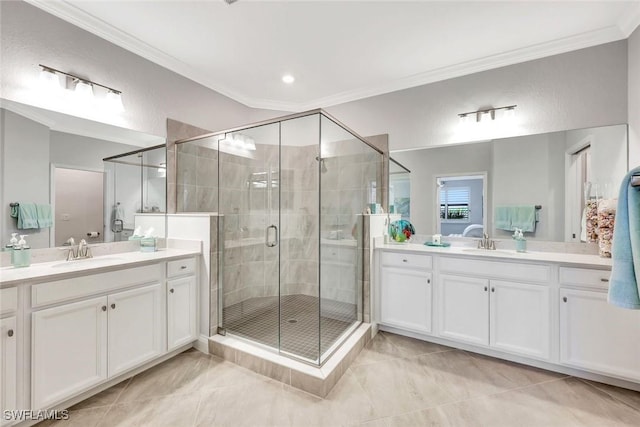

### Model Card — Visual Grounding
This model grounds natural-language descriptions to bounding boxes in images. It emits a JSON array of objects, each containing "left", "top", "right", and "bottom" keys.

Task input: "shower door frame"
[{"left": 176, "top": 109, "right": 383, "bottom": 366}]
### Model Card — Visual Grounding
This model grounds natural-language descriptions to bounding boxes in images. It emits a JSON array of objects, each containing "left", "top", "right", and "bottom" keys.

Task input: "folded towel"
[
  {"left": 608, "top": 167, "right": 640, "bottom": 309},
  {"left": 511, "top": 205, "right": 537, "bottom": 233},
  {"left": 9, "top": 203, "right": 39, "bottom": 229},
  {"left": 36, "top": 204, "right": 53, "bottom": 228},
  {"left": 494, "top": 206, "right": 512, "bottom": 231}
]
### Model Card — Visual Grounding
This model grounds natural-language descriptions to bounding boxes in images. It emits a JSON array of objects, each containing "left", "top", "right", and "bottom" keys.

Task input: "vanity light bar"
[
  {"left": 458, "top": 105, "right": 517, "bottom": 122},
  {"left": 39, "top": 64, "right": 122, "bottom": 95}
]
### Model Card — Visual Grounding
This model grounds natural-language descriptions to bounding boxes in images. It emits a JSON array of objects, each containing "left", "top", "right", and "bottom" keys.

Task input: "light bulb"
[
  {"left": 73, "top": 80, "right": 94, "bottom": 104},
  {"left": 244, "top": 136, "right": 256, "bottom": 151},
  {"left": 282, "top": 74, "right": 295, "bottom": 84},
  {"left": 503, "top": 107, "right": 516, "bottom": 122},
  {"left": 39, "top": 68, "right": 61, "bottom": 94},
  {"left": 105, "top": 90, "right": 125, "bottom": 112}
]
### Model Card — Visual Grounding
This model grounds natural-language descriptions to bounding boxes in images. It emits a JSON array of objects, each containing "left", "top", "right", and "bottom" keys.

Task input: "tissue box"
[{"left": 140, "top": 237, "right": 157, "bottom": 252}]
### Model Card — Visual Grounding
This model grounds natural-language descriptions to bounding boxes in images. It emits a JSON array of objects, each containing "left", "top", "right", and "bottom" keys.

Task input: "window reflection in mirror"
[{"left": 436, "top": 174, "right": 486, "bottom": 238}]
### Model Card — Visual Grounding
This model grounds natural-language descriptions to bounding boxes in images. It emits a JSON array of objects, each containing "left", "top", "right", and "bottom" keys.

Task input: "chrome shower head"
[{"left": 315, "top": 156, "right": 328, "bottom": 173}]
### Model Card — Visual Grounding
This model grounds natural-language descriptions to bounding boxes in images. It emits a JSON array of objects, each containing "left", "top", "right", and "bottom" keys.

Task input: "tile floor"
[
  {"left": 223, "top": 294, "right": 355, "bottom": 361},
  {"left": 38, "top": 332, "right": 640, "bottom": 426}
]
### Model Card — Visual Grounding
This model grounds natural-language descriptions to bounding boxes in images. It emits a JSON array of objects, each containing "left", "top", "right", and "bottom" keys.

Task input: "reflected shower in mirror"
[
  {"left": 389, "top": 158, "right": 410, "bottom": 221},
  {"left": 391, "top": 123, "right": 628, "bottom": 243},
  {"left": 0, "top": 99, "right": 166, "bottom": 249}
]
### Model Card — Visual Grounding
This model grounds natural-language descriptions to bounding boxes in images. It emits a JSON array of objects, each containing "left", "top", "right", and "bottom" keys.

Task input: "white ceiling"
[{"left": 26, "top": 0, "right": 640, "bottom": 112}]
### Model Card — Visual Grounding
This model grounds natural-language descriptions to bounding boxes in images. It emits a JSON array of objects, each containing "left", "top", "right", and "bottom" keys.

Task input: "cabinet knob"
[
  {"left": 491, "top": 287, "right": 495, "bottom": 292},
  {"left": 402, "top": 259, "right": 408, "bottom": 263},
  {"left": 102, "top": 305, "right": 107, "bottom": 312},
  {"left": 7, "top": 329, "right": 14, "bottom": 337},
  {"left": 111, "top": 303, "right": 116, "bottom": 309},
  {"left": 484, "top": 286, "right": 488, "bottom": 291},
  {"left": 427, "top": 279, "right": 431, "bottom": 284},
  {"left": 180, "top": 265, "right": 187, "bottom": 270},
  {"left": 563, "top": 297, "right": 568, "bottom": 303},
  {"left": 600, "top": 278, "right": 609, "bottom": 283},
  {"left": 170, "top": 288, "right": 175, "bottom": 293}
]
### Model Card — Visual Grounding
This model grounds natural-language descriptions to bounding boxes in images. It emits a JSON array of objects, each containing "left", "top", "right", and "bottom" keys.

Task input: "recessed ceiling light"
[{"left": 282, "top": 74, "right": 295, "bottom": 84}]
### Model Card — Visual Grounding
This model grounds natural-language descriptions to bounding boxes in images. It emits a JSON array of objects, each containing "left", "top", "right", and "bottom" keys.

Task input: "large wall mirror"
[
  {"left": 392, "top": 123, "right": 628, "bottom": 243},
  {"left": 1, "top": 99, "right": 166, "bottom": 249}
]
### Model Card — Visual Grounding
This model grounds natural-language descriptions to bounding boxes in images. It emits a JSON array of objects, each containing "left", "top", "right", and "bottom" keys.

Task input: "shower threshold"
[{"left": 209, "top": 322, "right": 371, "bottom": 397}]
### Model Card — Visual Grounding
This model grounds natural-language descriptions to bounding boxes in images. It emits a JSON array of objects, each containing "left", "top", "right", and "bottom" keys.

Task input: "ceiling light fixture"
[
  {"left": 38, "top": 64, "right": 125, "bottom": 112},
  {"left": 458, "top": 105, "right": 517, "bottom": 123},
  {"left": 282, "top": 74, "right": 295, "bottom": 84}
]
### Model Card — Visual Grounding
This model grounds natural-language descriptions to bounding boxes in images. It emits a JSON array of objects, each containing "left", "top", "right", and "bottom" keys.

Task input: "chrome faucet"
[
  {"left": 477, "top": 233, "right": 496, "bottom": 250},
  {"left": 62, "top": 238, "right": 93, "bottom": 261},
  {"left": 77, "top": 239, "right": 91, "bottom": 258}
]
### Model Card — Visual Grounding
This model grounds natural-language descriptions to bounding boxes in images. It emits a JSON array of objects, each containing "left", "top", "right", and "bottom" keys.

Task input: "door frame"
[{"left": 433, "top": 171, "right": 488, "bottom": 236}]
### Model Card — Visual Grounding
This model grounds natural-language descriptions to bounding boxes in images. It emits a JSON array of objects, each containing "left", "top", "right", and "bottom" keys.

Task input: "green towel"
[
  {"left": 10, "top": 203, "right": 39, "bottom": 229},
  {"left": 511, "top": 205, "right": 537, "bottom": 233},
  {"left": 37, "top": 204, "right": 53, "bottom": 228},
  {"left": 494, "top": 206, "right": 511, "bottom": 230}
]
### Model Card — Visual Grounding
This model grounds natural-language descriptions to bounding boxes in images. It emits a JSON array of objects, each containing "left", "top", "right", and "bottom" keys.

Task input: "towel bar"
[
  {"left": 9, "top": 202, "right": 19, "bottom": 207},
  {"left": 632, "top": 175, "right": 640, "bottom": 187}
]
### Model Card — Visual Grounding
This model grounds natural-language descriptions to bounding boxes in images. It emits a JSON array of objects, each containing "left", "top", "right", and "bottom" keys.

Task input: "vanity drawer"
[
  {"left": 167, "top": 257, "right": 196, "bottom": 278},
  {"left": 0, "top": 287, "right": 18, "bottom": 315},
  {"left": 440, "top": 257, "right": 550, "bottom": 284},
  {"left": 381, "top": 251, "right": 432, "bottom": 269},
  {"left": 559, "top": 267, "right": 612, "bottom": 290},
  {"left": 32, "top": 264, "right": 162, "bottom": 308}
]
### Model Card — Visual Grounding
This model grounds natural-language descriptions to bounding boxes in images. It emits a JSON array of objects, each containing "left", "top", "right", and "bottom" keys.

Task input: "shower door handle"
[{"left": 265, "top": 225, "right": 278, "bottom": 247}]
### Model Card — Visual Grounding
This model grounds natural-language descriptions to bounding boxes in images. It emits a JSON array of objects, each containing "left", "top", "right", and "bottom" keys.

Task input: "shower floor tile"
[{"left": 223, "top": 294, "right": 356, "bottom": 361}]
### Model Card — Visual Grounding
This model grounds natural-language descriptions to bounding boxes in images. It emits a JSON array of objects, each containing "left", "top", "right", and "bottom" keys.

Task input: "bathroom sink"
[
  {"left": 461, "top": 248, "right": 516, "bottom": 255},
  {"left": 50, "top": 257, "right": 125, "bottom": 268}
]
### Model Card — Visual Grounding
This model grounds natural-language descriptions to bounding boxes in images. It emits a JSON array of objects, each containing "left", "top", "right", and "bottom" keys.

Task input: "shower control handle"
[{"left": 265, "top": 225, "right": 278, "bottom": 247}]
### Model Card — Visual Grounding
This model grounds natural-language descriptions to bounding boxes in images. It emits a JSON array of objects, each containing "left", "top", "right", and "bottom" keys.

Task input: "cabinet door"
[
  {"left": 1, "top": 316, "right": 17, "bottom": 425},
  {"left": 108, "top": 282, "right": 164, "bottom": 377},
  {"left": 380, "top": 267, "right": 432, "bottom": 334},
  {"left": 167, "top": 276, "right": 197, "bottom": 351},
  {"left": 32, "top": 296, "right": 108, "bottom": 409},
  {"left": 560, "top": 288, "right": 640, "bottom": 380},
  {"left": 439, "top": 274, "right": 489, "bottom": 345},
  {"left": 490, "top": 280, "right": 550, "bottom": 359}
]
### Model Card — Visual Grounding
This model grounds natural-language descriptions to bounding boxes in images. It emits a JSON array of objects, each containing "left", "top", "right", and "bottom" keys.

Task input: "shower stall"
[
  {"left": 103, "top": 145, "right": 167, "bottom": 242},
  {"left": 176, "top": 110, "right": 383, "bottom": 364}
]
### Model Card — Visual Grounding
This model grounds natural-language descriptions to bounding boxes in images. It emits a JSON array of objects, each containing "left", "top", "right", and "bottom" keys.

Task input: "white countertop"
[
  {"left": 0, "top": 248, "right": 200, "bottom": 287},
  {"left": 378, "top": 242, "right": 612, "bottom": 268}
]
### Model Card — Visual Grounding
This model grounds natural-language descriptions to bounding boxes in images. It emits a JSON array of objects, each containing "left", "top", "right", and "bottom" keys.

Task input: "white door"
[
  {"left": 560, "top": 288, "right": 640, "bottom": 380},
  {"left": 439, "top": 274, "right": 489, "bottom": 345},
  {"left": 490, "top": 280, "right": 550, "bottom": 359},
  {"left": 167, "top": 276, "right": 197, "bottom": 351},
  {"left": 380, "top": 267, "right": 432, "bottom": 334},
  {"left": 1, "top": 317, "right": 17, "bottom": 425},
  {"left": 108, "top": 283, "right": 165, "bottom": 377},
  {"left": 32, "top": 297, "right": 108, "bottom": 409}
]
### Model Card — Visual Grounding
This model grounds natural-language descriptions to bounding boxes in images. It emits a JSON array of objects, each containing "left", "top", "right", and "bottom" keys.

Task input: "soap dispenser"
[
  {"left": 12, "top": 235, "right": 31, "bottom": 268},
  {"left": 5, "top": 233, "right": 18, "bottom": 250}
]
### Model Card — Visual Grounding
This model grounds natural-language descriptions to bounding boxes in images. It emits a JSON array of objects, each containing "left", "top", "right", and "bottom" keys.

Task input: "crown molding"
[
  {"left": 25, "top": 0, "right": 631, "bottom": 113},
  {"left": 617, "top": 2, "right": 640, "bottom": 37}
]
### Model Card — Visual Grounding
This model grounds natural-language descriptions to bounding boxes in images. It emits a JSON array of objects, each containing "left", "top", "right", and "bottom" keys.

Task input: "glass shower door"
[{"left": 218, "top": 123, "right": 281, "bottom": 350}]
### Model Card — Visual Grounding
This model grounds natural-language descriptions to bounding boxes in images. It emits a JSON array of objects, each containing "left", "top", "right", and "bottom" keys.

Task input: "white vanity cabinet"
[
  {"left": 1, "top": 287, "right": 18, "bottom": 426},
  {"left": 379, "top": 252, "right": 433, "bottom": 334},
  {"left": 167, "top": 258, "right": 198, "bottom": 351},
  {"left": 559, "top": 267, "right": 640, "bottom": 380},
  {"left": 437, "top": 256, "right": 551, "bottom": 360},
  {"left": 31, "top": 264, "right": 165, "bottom": 409}
]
